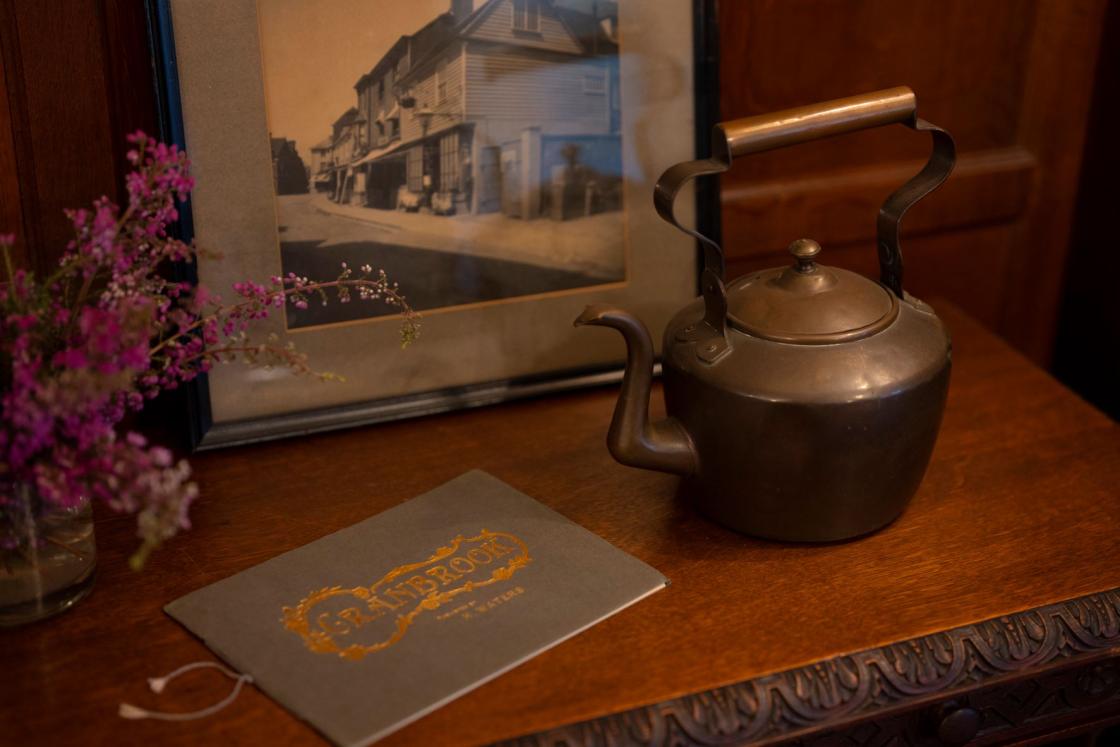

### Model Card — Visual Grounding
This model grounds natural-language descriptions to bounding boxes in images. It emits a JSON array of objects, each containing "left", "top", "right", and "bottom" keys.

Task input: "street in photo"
[{"left": 258, "top": 0, "right": 625, "bottom": 329}]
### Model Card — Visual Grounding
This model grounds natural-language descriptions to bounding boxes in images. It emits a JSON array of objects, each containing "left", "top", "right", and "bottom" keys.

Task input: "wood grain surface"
[
  {"left": 1, "top": 302, "right": 1118, "bottom": 746},
  {"left": 716, "top": 0, "right": 1106, "bottom": 365},
  {"left": 0, "top": 0, "right": 157, "bottom": 275}
]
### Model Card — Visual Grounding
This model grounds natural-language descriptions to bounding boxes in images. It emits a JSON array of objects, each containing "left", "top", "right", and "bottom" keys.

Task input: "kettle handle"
[{"left": 654, "top": 86, "right": 956, "bottom": 332}]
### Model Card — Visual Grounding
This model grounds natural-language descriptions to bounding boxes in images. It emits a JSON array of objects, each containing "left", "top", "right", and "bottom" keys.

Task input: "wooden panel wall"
[
  {"left": 0, "top": 17, "right": 27, "bottom": 268},
  {"left": 0, "top": 0, "right": 155, "bottom": 274},
  {"left": 716, "top": 0, "right": 1106, "bottom": 365},
  {"left": 0, "top": 0, "right": 1107, "bottom": 373}
]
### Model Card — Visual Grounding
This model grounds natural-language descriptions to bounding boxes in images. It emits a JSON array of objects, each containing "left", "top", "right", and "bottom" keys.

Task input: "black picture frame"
[{"left": 145, "top": 0, "right": 720, "bottom": 450}]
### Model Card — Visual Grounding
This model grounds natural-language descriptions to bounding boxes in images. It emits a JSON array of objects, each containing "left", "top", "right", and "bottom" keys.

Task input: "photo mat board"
[{"left": 149, "top": 0, "right": 717, "bottom": 448}]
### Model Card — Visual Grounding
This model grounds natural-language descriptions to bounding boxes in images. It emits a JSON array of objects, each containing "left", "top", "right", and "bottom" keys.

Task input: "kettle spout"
[{"left": 575, "top": 304, "right": 697, "bottom": 477}]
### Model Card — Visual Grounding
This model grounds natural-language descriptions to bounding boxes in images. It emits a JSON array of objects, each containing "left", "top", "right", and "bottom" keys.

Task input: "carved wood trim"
[{"left": 500, "top": 588, "right": 1120, "bottom": 746}]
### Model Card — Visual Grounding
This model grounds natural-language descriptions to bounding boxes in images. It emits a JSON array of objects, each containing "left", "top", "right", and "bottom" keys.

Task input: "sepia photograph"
[
  {"left": 157, "top": 0, "right": 700, "bottom": 440},
  {"left": 257, "top": 0, "right": 625, "bottom": 329}
]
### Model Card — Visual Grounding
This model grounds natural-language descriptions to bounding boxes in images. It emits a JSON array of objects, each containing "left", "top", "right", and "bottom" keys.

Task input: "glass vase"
[{"left": 0, "top": 483, "right": 96, "bottom": 626}]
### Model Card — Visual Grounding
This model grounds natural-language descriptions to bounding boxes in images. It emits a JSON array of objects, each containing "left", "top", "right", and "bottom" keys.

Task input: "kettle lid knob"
[{"left": 788, "top": 238, "right": 821, "bottom": 273}]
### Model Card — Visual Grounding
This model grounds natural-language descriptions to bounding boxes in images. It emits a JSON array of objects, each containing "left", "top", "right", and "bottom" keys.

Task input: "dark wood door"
[{"left": 717, "top": 0, "right": 1106, "bottom": 365}]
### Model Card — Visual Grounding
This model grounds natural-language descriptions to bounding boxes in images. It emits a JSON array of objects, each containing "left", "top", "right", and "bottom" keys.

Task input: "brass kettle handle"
[{"left": 654, "top": 86, "right": 955, "bottom": 338}]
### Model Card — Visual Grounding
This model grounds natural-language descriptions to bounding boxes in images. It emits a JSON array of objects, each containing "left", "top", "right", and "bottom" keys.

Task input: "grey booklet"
[{"left": 165, "top": 470, "right": 667, "bottom": 746}]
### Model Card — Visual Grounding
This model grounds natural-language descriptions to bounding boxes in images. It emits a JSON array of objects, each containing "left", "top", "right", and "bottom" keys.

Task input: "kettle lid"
[{"left": 725, "top": 239, "right": 899, "bottom": 344}]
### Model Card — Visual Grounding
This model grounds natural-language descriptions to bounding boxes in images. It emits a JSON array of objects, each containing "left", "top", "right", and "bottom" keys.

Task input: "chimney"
[{"left": 450, "top": 0, "right": 473, "bottom": 19}]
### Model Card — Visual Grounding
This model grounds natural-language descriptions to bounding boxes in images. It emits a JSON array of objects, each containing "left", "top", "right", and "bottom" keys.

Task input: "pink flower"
[{"left": 2, "top": 131, "right": 417, "bottom": 568}]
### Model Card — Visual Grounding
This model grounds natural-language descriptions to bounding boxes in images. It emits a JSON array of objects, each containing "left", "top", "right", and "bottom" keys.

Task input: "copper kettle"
[{"left": 576, "top": 88, "right": 956, "bottom": 542}]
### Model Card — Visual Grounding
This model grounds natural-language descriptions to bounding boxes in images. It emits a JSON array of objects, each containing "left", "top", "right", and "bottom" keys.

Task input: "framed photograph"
[{"left": 148, "top": 0, "right": 719, "bottom": 449}]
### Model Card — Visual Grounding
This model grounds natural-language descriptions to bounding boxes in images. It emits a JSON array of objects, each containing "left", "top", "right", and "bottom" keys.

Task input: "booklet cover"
[{"left": 165, "top": 470, "right": 667, "bottom": 746}]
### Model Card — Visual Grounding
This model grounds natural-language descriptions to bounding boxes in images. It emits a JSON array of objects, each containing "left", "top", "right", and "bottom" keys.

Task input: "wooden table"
[{"left": 3, "top": 303, "right": 1119, "bottom": 746}]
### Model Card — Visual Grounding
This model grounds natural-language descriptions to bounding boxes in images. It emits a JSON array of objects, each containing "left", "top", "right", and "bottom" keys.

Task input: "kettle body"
[
  {"left": 662, "top": 292, "right": 949, "bottom": 541},
  {"left": 576, "top": 87, "right": 957, "bottom": 542}
]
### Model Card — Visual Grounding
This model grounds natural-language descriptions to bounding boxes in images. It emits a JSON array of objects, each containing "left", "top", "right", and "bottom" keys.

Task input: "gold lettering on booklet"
[
  {"left": 281, "top": 530, "right": 531, "bottom": 660},
  {"left": 435, "top": 586, "right": 526, "bottom": 622}
]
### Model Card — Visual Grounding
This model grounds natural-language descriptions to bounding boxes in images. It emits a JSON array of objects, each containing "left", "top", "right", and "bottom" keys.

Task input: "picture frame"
[{"left": 146, "top": 0, "right": 720, "bottom": 450}]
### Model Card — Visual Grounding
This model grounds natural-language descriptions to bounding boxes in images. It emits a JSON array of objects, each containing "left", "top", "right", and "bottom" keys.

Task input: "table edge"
[{"left": 496, "top": 586, "right": 1120, "bottom": 746}]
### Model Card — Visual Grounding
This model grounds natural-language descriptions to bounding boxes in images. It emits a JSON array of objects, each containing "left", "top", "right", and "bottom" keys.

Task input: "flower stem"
[{"left": 149, "top": 278, "right": 415, "bottom": 356}]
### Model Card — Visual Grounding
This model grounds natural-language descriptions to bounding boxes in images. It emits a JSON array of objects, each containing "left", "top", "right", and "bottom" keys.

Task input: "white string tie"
[{"left": 118, "top": 660, "right": 253, "bottom": 722}]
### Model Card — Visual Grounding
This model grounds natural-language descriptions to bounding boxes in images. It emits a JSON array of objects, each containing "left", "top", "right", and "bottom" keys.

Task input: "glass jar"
[{"left": 0, "top": 483, "right": 96, "bottom": 626}]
